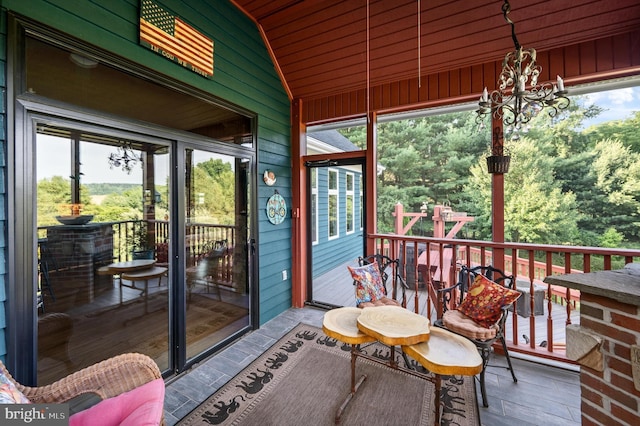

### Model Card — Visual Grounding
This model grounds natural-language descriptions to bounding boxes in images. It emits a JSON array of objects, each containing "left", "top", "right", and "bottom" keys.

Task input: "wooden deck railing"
[{"left": 369, "top": 233, "right": 640, "bottom": 364}]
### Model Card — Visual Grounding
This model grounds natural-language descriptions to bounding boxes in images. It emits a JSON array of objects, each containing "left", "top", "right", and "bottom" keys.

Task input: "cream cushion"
[{"left": 442, "top": 309, "right": 497, "bottom": 340}]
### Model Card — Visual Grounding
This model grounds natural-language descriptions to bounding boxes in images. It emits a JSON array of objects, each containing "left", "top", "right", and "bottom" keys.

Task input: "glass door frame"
[
  {"left": 304, "top": 156, "right": 367, "bottom": 308},
  {"left": 176, "top": 140, "right": 256, "bottom": 372},
  {"left": 9, "top": 97, "right": 257, "bottom": 382}
]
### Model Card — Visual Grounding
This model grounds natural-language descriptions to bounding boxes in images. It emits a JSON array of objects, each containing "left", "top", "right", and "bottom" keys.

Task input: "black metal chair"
[
  {"left": 186, "top": 239, "right": 229, "bottom": 301},
  {"left": 434, "top": 264, "right": 518, "bottom": 407},
  {"left": 38, "top": 239, "right": 57, "bottom": 302},
  {"left": 356, "top": 254, "right": 409, "bottom": 307}
]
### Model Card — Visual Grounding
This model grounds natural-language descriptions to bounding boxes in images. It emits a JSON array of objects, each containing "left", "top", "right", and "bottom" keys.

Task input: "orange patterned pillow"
[{"left": 457, "top": 274, "right": 520, "bottom": 328}]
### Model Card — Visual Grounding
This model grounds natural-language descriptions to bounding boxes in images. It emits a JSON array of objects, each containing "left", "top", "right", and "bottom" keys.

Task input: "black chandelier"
[
  {"left": 476, "top": 0, "right": 570, "bottom": 131},
  {"left": 108, "top": 141, "right": 142, "bottom": 174}
]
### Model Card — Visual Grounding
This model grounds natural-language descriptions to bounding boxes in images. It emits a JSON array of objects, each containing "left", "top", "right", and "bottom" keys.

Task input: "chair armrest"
[
  {"left": 397, "top": 273, "right": 410, "bottom": 290},
  {"left": 436, "top": 282, "right": 462, "bottom": 293},
  {"left": 395, "top": 273, "right": 409, "bottom": 307},
  {"left": 496, "top": 304, "right": 515, "bottom": 325},
  {"left": 436, "top": 282, "right": 463, "bottom": 312},
  {"left": 16, "top": 353, "right": 162, "bottom": 404}
]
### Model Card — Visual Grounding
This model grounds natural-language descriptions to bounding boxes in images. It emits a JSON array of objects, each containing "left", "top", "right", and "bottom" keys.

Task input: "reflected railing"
[
  {"left": 369, "top": 233, "right": 640, "bottom": 363},
  {"left": 38, "top": 219, "right": 235, "bottom": 272}
]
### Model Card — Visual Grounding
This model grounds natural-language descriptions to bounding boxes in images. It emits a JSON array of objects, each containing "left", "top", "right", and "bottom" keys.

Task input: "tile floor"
[{"left": 163, "top": 306, "right": 581, "bottom": 425}]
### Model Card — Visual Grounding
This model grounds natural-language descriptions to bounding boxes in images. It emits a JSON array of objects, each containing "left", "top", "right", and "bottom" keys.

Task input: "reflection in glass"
[
  {"left": 184, "top": 149, "right": 250, "bottom": 361},
  {"left": 36, "top": 126, "right": 170, "bottom": 385}
]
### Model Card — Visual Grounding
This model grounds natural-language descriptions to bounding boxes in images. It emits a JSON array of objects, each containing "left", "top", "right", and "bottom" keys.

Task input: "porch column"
[
  {"left": 365, "top": 111, "right": 377, "bottom": 255},
  {"left": 491, "top": 117, "right": 506, "bottom": 272},
  {"left": 291, "top": 98, "right": 307, "bottom": 307},
  {"left": 143, "top": 151, "right": 156, "bottom": 246}
]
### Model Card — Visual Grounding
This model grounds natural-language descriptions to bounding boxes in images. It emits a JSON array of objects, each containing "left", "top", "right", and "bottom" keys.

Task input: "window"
[
  {"left": 346, "top": 172, "right": 354, "bottom": 234},
  {"left": 328, "top": 169, "right": 339, "bottom": 239}
]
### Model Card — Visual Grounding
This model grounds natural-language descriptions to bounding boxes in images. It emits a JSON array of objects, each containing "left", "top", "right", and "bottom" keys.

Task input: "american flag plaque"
[{"left": 140, "top": 0, "right": 214, "bottom": 78}]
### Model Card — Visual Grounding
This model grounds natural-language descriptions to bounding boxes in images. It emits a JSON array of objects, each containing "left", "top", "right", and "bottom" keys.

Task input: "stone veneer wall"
[
  {"left": 579, "top": 292, "right": 640, "bottom": 425},
  {"left": 45, "top": 225, "right": 113, "bottom": 306}
]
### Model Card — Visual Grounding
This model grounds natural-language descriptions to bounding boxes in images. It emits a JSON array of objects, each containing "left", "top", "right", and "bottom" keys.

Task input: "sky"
[
  {"left": 579, "top": 86, "right": 640, "bottom": 127},
  {"left": 36, "top": 136, "right": 233, "bottom": 185}
]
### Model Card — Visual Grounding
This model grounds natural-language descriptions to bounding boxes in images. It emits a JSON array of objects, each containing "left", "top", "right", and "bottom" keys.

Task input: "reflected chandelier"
[
  {"left": 108, "top": 141, "right": 142, "bottom": 174},
  {"left": 476, "top": 0, "right": 569, "bottom": 130}
]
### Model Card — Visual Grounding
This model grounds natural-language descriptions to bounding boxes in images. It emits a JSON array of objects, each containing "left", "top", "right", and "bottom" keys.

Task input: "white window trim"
[
  {"left": 346, "top": 172, "right": 355, "bottom": 235},
  {"left": 328, "top": 168, "right": 339, "bottom": 240},
  {"left": 311, "top": 168, "right": 319, "bottom": 245},
  {"left": 359, "top": 175, "right": 364, "bottom": 231}
]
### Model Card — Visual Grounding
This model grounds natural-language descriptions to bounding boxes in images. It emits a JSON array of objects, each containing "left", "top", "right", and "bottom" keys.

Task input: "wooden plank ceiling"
[{"left": 232, "top": 0, "right": 640, "bottom": 103}]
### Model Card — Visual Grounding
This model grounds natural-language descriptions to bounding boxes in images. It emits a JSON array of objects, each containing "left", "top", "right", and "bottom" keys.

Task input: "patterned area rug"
[{"left": 178, "top": 323, "right": 479, "bottom": 426}]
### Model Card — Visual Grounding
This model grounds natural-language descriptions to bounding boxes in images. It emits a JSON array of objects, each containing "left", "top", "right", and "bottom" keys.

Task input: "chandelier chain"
[{"left": 502, "top": 0, "right": 520, "bottom": 50}]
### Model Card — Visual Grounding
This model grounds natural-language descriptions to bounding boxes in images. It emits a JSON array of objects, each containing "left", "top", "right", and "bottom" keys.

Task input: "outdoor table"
[
  {"left": 107, "top": 259, "right": 156, "bottom": 273},
  {"left": 323, "top": 305, "right": 482, "bottom": 426},
  {"left": 417, "top": 249, "right": 453, "bottom": 287},
  {"left": 105, "top": 259, "right": 161, "bottom": 305},
  {"left": 120, "top": 266, "right": 167, "bottom": 314}
]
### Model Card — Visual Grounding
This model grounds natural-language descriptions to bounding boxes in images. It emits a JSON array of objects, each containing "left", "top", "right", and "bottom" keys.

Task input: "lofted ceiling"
[{"left": 231, "top": 0, "right": 640, "bottom": 103}]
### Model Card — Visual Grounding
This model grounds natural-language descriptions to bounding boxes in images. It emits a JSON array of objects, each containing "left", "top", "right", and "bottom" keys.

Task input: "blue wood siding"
[
  {"left": 0, "top": 0, "right": 292, "bottom": 360},
  {"left": 312, "top": 167, "right": 363, "bottom": 277}
]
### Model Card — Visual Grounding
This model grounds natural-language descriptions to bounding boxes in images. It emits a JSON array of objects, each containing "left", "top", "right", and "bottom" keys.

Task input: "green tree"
[
  {"left": 590, "top": 139, "right": 640, "bottom": 240},
  {"left": 191, "top": 160, "right": 235, "bottom": 224},
  {"left": 372, "top": 113, "right": 489, "bottom": 234},
  {"left": 466, "top": 138, "right": 581, "bottom": 244},
  {"left": 600, "top": 227, "right": 624, "bottom": 248},
  {"left": 341, "top": 94, "right": 640, "bottom": 248},
  {"left": 585, "top": 111, "right": 640, "bottom": 153},
  {"left": 92, "top": 187, "right": 145, "bottom": 222},
  {"left": 198, "top": 158, "right": 233, "bottom": 179}
]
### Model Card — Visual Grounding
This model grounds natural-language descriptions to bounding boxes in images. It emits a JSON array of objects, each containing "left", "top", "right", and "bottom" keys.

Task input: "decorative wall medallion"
[
  {"left": 266, "top": 192, "right": 286, "bottom": 225},
  {"left": 263, "top": 170, "right": 276, "bottom": 186}
]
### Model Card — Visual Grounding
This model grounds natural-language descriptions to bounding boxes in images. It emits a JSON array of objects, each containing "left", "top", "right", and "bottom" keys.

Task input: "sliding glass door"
[
  {"left": 13, "top": 26, "right": 257, "bottom": 383},
  {"left": 29, "top": 117, "right": 254, "bottom": 385},
  {"left": 35, "top": 123, "right": 172, "bottom": 384},
  {"left": 183, "top": 147, "right": 251, "bottom": 361}
]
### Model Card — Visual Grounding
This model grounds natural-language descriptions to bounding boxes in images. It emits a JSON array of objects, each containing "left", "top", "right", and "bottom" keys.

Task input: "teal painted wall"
[{"left": 0, "top": 0, "right": 292, "bottom": 360}]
